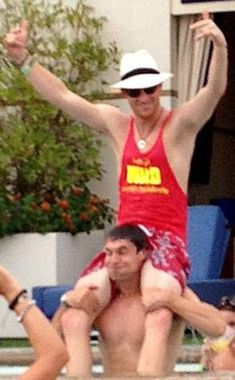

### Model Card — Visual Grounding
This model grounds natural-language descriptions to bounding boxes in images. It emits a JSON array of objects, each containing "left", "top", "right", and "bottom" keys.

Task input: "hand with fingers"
[
  {"left": 4, "top": 20, "right": 29, "bottom": 64},
  {"left": 190, "top": 11, "right": 227, "bottom": 48}
]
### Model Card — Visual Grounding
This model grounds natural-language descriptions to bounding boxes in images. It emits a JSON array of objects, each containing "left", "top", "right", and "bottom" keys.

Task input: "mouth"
[{"left": 108, "top": 266, "right": 123, "bottom": 271}]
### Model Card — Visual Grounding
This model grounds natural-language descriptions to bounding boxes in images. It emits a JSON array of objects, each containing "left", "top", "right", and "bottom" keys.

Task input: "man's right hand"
[{"left": 4, "top": 20, "right": 29, "bottom": 64}]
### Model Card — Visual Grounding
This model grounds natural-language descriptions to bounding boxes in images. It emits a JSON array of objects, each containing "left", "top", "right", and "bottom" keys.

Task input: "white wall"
[{"left": 0, "top": 231, "right": 104, "bottom": 337}]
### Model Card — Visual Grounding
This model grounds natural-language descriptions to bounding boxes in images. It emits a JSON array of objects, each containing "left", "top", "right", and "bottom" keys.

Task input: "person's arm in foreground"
[
  {"left": 147, "top": 287, "right": 226, "bottom": 338},
  {"left": 0, "top": 265, "right": 68, "bottom": 380},
  {"left": 4, "top": 21, "right": 122, "bottom": 133}
]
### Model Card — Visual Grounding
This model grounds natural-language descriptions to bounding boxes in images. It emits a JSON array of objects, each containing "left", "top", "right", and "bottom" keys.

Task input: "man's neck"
[
  {"left": 115, "top": 273, "right": 141, "bottom": 298},
  {"left": 135, "top": 106, "right": 165, "bottom": 134}
]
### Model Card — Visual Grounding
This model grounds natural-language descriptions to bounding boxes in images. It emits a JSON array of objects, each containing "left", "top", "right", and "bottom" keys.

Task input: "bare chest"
[{"left": 95, "top": 295, "right": 145, "bottom": 348}]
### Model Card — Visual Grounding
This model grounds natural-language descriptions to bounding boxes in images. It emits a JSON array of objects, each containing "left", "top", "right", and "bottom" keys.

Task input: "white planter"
[{"left": 0, "top": 230, "right": 104, "bottom": 337}]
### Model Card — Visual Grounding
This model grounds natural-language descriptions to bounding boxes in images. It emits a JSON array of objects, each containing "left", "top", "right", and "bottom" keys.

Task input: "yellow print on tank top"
[
  {"left": 123, "top": 164, "right": 169, "bottom": 194},
  {"left": 126, "top": 164, "right": 161, "bottom": 185}
]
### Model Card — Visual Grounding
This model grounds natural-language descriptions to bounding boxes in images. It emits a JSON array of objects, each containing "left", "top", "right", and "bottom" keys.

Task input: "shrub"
[{"left": 0, "top": 0, "right": 118, "bottom": 236}]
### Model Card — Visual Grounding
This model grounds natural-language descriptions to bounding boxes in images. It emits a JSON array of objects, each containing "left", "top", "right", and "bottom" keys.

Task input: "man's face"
[
  {"left": 122, "top": 85, "right": 162, "bottom": 119},
  {"left": 104, "top": 238, "right": 146, "bottom": 281}
]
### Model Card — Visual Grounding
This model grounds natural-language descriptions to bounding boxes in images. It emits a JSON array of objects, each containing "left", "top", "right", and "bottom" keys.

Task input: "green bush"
[{"left": 0, "top": 0, "right": 118, "bottom": 236}]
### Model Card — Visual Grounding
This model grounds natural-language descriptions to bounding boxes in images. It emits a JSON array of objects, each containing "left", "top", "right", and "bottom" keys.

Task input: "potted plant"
[
  {"left": 0, "top": 0, "right": 118, "bottom": 237},
  {"left": 0, "top": 0, "right": 118, "bottom": 336}
]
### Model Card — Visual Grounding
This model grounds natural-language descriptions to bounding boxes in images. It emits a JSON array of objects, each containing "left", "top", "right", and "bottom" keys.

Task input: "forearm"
[
  {"left": 207, "top": 43, "right": 228, "bottom": 97},
  {"left": 168, "top": 294, "right": 225, "bottom": 337},
  {"left": 27, "top": 62, "right": 70, "bottom": 109},
  {"left": 17, "top": 302, "right": 68, "bottom": 380},
  {"left": 6, "top": 288, "right": 68, "bottom": 379},
  {"left": 4, "top": 277, "right": 65, "bottom": 360},
  {"left": 23, "top": 59, "right": 106, "bottom": 129}
]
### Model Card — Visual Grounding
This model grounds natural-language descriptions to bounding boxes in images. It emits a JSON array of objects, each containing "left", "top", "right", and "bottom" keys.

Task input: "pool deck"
[
  {"left": 0, "top": 346, "right": 234, "bottom": 379},
  {"left": 0, "top": 373, "right": 235, "bottom": 379},
  {"left": 0, "top": 345, "right": 202, "bottom": 366}
]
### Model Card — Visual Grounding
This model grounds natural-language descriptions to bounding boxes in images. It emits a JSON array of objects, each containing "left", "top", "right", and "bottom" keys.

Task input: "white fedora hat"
[{"left": 112, "top": 49, "right": 172, "bottom": 89}]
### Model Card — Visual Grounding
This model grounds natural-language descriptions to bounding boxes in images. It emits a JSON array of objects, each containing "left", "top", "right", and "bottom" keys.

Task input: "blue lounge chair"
[{"left": 188, "top": 205, "right": 234, "bottom": 305}]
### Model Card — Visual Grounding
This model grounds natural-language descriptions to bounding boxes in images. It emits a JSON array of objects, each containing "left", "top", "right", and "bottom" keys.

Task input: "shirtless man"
[
  {"left": 4, "top": 11, "right": 228, "bottom": 376},
  {"left": 64, "top": 224, "right": 232, "bottom": 377}
]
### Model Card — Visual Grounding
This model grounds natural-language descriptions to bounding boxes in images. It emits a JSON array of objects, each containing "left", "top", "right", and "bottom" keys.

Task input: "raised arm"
[
  {"left": 175, "top": 11, "right": 227, "bottom": 137},
  {"left": 4, "top": 21, "right": 123, "bottom": 134},
  {"left": 0, "top": 265, "right": 68, "bottom": 380}
]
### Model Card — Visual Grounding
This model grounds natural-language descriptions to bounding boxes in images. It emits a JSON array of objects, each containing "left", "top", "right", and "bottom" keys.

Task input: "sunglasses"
[
  {"left": 218, "top": 295, "right": 235, "bottom": 311},
  {"left": 123, "top": 85, "right": 158, "bottom": 98}
]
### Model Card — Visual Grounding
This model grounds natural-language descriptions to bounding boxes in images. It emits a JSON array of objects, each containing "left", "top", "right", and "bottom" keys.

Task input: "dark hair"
[
  {"left": 218, "top": 295, "right": 235, "bottom": 312},
  {"left": 106, "top": 224, "right": 149, "bottom": 252}
]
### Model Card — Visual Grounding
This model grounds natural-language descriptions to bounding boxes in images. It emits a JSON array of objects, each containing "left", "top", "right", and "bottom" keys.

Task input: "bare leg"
[
  {"left": 138, "top": 261, "right": 182, "bottom": 376},
  {"left": 61, "top": 307, "right": 95, "bottom": 377},
  {"left": 137, "top": 306, "right": 173, "bottom": 376},
  {"left": 59, "top": 268, "right": 111, "bottom": 377},
  {"left": 165, "top": 317, "right": 185, "bottom": 374},
  {"left": 51, "top": 305, "right": 66, "bottom": 336}
]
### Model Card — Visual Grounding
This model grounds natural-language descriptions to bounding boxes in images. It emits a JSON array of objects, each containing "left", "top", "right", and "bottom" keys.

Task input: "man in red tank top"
[{"left": 5, "top": 12, "right": 228, "bottom": 377}]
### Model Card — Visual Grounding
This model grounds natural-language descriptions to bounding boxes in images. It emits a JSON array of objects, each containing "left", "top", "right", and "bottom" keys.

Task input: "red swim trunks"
[{"left": 81, "top": 225, "right": 190, "bottom": 289}]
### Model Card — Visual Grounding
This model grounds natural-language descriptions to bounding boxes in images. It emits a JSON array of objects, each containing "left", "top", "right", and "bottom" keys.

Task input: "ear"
[
  {"left": 139, "top": 248, "right": 148, "bottom": 261},
  {"left": 157, "top": 84, "right": 162, "bottom": 93}
]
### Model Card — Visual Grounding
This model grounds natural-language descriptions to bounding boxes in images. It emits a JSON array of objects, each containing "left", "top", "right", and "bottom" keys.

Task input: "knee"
[
  {"left": 142, "top": 287, "right": 176, "bottom": 311},
  {"left": 145, "top": 308, "right": 173, "bottom": 332},
  {"left": 61, "top": 308, "right": 91, "bottom": 337},
  {"left": 63, "top": 286, "right": 102, "bottom": 315},
  {"left": 142, "top": 287, "right": 173, "bottom": 328}
]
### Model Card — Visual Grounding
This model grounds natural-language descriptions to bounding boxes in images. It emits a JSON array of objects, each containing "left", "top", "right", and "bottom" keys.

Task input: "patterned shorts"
[
  {"left": 139, "top": 225, "right": 190, "bottom": 289},
  {"left": 81, "top": 226, "right": 190, "bottom": 289}
]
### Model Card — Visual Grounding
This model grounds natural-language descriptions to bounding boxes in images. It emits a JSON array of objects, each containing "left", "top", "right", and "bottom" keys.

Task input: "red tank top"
[{"left": 117, "top": 111, "right": 188, "bottom": 242}]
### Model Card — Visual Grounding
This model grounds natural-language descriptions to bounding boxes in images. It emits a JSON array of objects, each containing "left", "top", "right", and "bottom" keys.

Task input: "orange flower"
[
  {"left": 58, "top": 199, "right": 69, "bottom": 209},
  {"left": 79, "top": 212, "right": 89, "bottom": 222},
  {"left": 88, "top": 204, "right": 98, "bottom": 213},
  {"left": 40, "top": 201, "right": 51, "bottom": 212},
  {"left": 72, "top": 187, "right": 83, "bottom": 196},
  {"left": 62, "top": 213, "right": 72, "bottom": 223},
  {"left": 89, "top": 194, "right": 100, "bottom": 205}
]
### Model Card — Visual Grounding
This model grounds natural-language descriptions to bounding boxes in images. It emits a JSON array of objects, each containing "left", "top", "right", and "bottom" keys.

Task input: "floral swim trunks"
[
  {"left": 81, "top": 225, "right": 190, "bottom": 290},
  {"left": 138, "top": 225, "right": 190, "bottom": 289}
]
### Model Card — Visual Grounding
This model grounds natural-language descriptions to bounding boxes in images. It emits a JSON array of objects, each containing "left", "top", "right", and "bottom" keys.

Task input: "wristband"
[
  {"left": 14, "top": 50, "right": 30, "bottom": 68},
  {"left": 60, "top": 294, "right": 70, "bottom": 308},
  {"left": 14, "top": 53, "right": 35, "bottom": 77},
  {"left": 9, "top": 289, "right": 27, "bottom": 310},
  {"left": 17, "top": 299, "right": 36, "bottom": 323},
  {"left": 20, "top": 64, "right": 33, "bottom": 77},
  {"left": 20, "top": 54, "right": 36, "bottom": 77}
]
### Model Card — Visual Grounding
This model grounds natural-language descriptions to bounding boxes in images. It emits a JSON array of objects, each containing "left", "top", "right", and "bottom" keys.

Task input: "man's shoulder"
[{"left": 96, "top": 103, "right": 130, "bottom": 126}]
